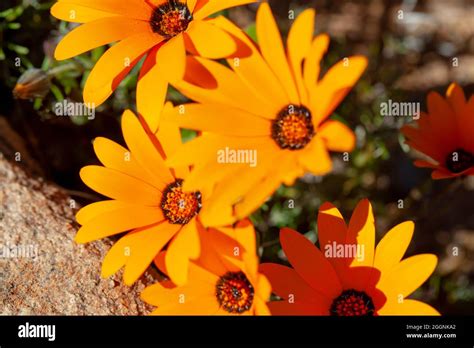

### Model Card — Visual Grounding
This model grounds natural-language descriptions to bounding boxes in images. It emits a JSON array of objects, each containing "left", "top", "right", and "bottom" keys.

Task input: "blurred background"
[{"left": 0, "top": 0, "right": 473, "bottom": 314}]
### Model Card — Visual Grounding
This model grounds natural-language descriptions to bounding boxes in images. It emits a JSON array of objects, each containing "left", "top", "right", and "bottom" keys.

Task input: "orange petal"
[
  {"left": 150, "top": 295, "right": 220, "bottom": 315},
  {"left": 280, "top": 228, "right": 342, "bottom": 299},
  {"left": 234, "top": 154, "right": 295, "bottom": 219},
  {"left": 175, "top": 57, "right": 275, "bottom": 118},
  {"left": 194, "top": 0, "right": 256, "bottom": 19},
  {"left": 93, "top": 137, "right": 161, "bottom": 189},
  {"left": 163, "top": 103, "right": 270, "bottom": 136},
  {"left": 318, "top": 120, "right": 356, "bottom": 152},
  {"left": 137, "top": 46, "right": 167, "bottom": 133},
  {"left": 287, "top": 9, "right": 315, "bottom": 105},
  {"left": 297, "top": 137, "right": 333, "bottom": 175},
  {"left": 268, "top": 300, "right": 328, "bottom": 315},
  {"left": 76, "top": 200, "right": 135, "bottom": 225},
  {"left": 185, "top": 19, "right": 236, "bottom": 59},
  {"left": 303, "top": 34, "right": 330, "bottom": 87},
  {"left": 141, "top": 281, "right": 211, "bottom": 307},
  {"left": 54, "top": 17, "right": 149, "bottom": 60},
  {"left": 51, "top": 2, "right": 116, "bottom": 23},
  {"left": 256, "top": 2, "right": 299, "bottom": 104},
  {"left": 75, "top": 207, "right": 162, "bottom": 243},
  {"left": 155, "top": 34, "right": 186, "bottom": 83},
  {"left": 121, "top": 110, "right": 174, "bottom": 186},
  {"left": 118, "top": 223, "right": 180, "bottom": 285},
  {"left": 165, "top": 218, "right": 201, "bottom": 285},
  {"left": 446, "top": 83, "right": 474, "bottom": 152},
  {"left": 212, "top": 16, "right": 290, "bottom": 110},
  {"left": 83, "top": 31, "right": 161, "bottom": 106},
  {"left": 260, "top": 263, "right": 325, "bottom": 302},
  {"left": 317, "top": 202, "right": 349, "bottom": 274},
  {"left": 80, "top": 165, "right": 161, "bottom": 205},
  {"left": 431, "top": 168, "right": 457, "bottom": 180},
  {"left": 52, "top": 0, "right": 153, "bottom": 21},
  {"left": 426, "top": 91, "right": 457, "bottom": 150},
  {"left": 311, "top": 56, "right": 367, "bottom": 125}
]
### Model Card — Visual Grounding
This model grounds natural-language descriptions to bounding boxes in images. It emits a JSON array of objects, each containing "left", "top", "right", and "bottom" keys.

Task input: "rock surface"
[{"left": 0, "top": 143, "right": 155, "bottom": 315}]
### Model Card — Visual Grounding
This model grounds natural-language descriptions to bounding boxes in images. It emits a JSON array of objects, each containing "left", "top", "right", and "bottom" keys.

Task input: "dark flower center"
[
  {"left": 445, "top": 148, "right": 473, "bottom": 174},
  {"left": 216, "top": 271, "right": 254, "bottom": 314},
  {"left": 150, "top": 0, "right": 193, "bottom": 38},
  {"left": 271, "top": 105, "right": 315, "bottom": 150},
  {"left": 161, "top": 179, "right": 202, "bottom": 225},
  {"left": 330, "top": 289, "right": 375, "bottom": 316}
]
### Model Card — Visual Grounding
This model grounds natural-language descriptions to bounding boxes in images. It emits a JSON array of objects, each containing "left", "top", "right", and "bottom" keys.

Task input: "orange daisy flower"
[
  {"left": 75, "top": 105, "right": 234, "bottom": 286},
  {"left": 51, "top": 0, "right": 255, "bottom": 130},
  {"left": 163, "top": 3, "right": 367, "bottom": 225},
  {"left": 402, "top": 83, "right": 474, "bottom": 179},
  {"left": 141, "top": 220, "right": 271, "bottom": 315},
  {"left": 260, "top": 199, "right": 439, "bottom": 316}
]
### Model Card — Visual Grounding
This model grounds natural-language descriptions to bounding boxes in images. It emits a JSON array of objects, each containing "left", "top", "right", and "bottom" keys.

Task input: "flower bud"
[{"left": 13, "top": 68, "right": 51, "bottom": 100}]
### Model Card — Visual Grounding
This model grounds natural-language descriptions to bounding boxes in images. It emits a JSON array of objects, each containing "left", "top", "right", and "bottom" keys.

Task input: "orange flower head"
[
  {"left": 75, "top": 104, "right": 235, "bottom": 287},
  {"left": 163, "top": 3, "right": 368, "bottom": 226},
  {"left": 141, "top": 220, "right": 271, "bottom": 315},
  {"left": 51, "top": 0, "right": 257, "bottom": 130},
  {"left": 260, "top": 199, "right": 440, "bottom": 316},
  {"left": 402, "top": 83, "right": 474, "bottom": 179}
]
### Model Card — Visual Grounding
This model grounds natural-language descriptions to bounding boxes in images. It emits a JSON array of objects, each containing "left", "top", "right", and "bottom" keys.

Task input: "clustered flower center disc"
[
  {"left": 216, "top": 271, "right": 254, "bottom": 314},
  {"left": 271, "top": 105, "right": 315, "bottom": 150},
  {"left": 161, "top": 179, "right": 202, "bottom": 225},
  {"left": 330, "top": 289, "right": 375, "bottom": 316},
  {"left": 150, "top": 0, "right": 193, "bottom": 38},
  {"left": 445, "top": 148, "right": 473, "bottom": 174}
]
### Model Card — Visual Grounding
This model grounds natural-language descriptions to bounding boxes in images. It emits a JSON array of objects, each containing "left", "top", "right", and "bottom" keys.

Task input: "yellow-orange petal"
[
  {"left": 121, "top": 110, "right": 174, "bottom": 186},
  {"left": 211, "top": 16, "right": 289, "bottom": 109},
  {"left": 346, "top": 199, "right": 375, "bottom": 268},
  {"left": 93, "top": 137, "right": 160, "bottom": 188},
  {"left": 54, "top": 17, "right": 149, "bottom": 60},
  {"left": 163, "top": 103, "right": 270, "bottom": 136},
  {"left": 318, "top": 120, "right": 356, "bottom": 152},
  {"left": 194, "top": 0, "right": 256, "bottom": 20},
  {"left": 176, "top": 57, "right": 275, "bottom": 118},
  {"left": 141, "top": 281, "right": 211, "bottom": 307},
  {"left": 53, "top": 0, "right": 152, "bottom": 21},
  {"left": 287, "top": 9, "right": 315, "bottom": 105},
  {"left": 51, "top": 2, "right": 115, "bottom": 23},
  {"left": 374, "top": 221, "right": 414, "bottom": 275},
  {"left": 83, "top": 31, "right": 160, "bottom": 106},
  {"left": 297, "top": 137, "right": 332, "bottom": 175},
  {"left": 256, "top": 2, "right": 299, "bottom": 104},
  {"left": 303, "top": 34, "right": 330, "bottom": 87},
  {"left": 80, "top": 165, "right": 161, "bottom": 205},
  {"left": 379, "top": 299, "right": 440, "bottom": 316},
  {"left": 76, "top": 200, "right": 135, "bottom": 225},
  {"left": 75, "top": 207, "right": 162, "bottom": 243},
  {"left": 165, "top": 218, "right": 201, "bottom": 285},
  {"left": 378, "top": 254, "right": 437, "bottom": 298},
  {"left": 311, "top": 56, "right": 367, "bottom": 126},
  {"left": 155, "top": 34, "right": 186, "bottom": 83},
  {"left": 185, "top": 19, "right": 236, "bottom": 59},
  {"left": 150, "top": 295, "right": 220, "bottom": 315},
  {"left": 105, "top": 223, "right": 180, "bottom": 285},
  {"left": 137, "top": 47, "right": 167, "bottom": 133}
]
